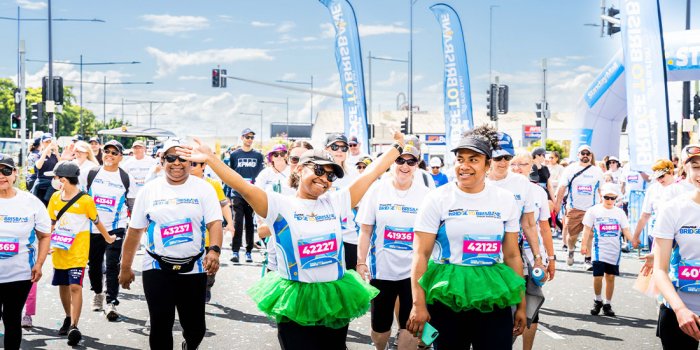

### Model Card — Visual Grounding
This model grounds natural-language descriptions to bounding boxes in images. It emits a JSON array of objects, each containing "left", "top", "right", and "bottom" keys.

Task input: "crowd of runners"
[{"left": 1, "top": 126, "right": 700, "bottom": 350}]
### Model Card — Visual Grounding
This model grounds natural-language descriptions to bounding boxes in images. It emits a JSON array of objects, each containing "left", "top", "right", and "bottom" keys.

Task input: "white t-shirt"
[
  {"left": 414, "top": 183, "right": 520, "bottom": 266},
  {"left": 73, "top": 159, "right": 99, "bottom": 192},
  {"left": 347, "top": 152, "right": 369, "bottom": 167},
  {"left": 582, "top": 204, "right": 630, "bottom": 265},
  {"left": 487, "top": 172, "right": 536, "bottom": 214},
  {"left": 256, "top": 166, "right": 294, "bottom": 196},
  {"left": 356, "top": 177, "right": 431, "bottom": 280},
  {"left": 144, "top": 163, "right": 164, "bottom": 183},
  {"left": 652, "top": 195, "right": 700, "bottom": 314},
  {"left": 264, "top": 189, "right": 352, "bottom": 283},
  {"left": 0, "top": 191, "right": 52, "bottom": 284},
  {"left": 560, "top": 163, "right": 604, "bottom": 210},
  {"left": 130, "top": 176, "right": 222, "bottom": 274},
  {"left": 121, "top": 156, "right": 157, "bottom": 198},
  {"left": 605, "top": 168, "right": 623, "bottom": 183},
  {"left": 641, "top": 182, "right": 690, "bottom": 227},
  {"left": 547, "top": 164, "right": 564, "bottom": 190},
  {"left": 88, "top": 168, "right": 136, "bottom": 233},
  {"left": 621, "top": 169, "right": 647, "bottom": 201},
  {"left": 523, "top": 183, "right": 550, "bottom": 267},
  {"left": 330, "top": 168, "right": 360, "bottom": 244}
]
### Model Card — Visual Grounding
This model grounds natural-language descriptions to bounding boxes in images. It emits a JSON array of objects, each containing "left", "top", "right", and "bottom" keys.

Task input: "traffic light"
[
  {"left": 31, "top": 103, "right": 44, "bottom": 125},
  {"left": 498, "top": 85, "right": 509, "bottom": 114},
  {"left": 212, "top": 69, "right": 220, "bottom": 88},
  {"left": 607, "top": 7, "right": 621, "bottom": 36},
  {"left": 400, "top": 117, "right": 409, "bottom": 134},
  {"left": 486, "top": 83, "right": 498, "bottom": 121},
  {"left": 693, "top": 93, "right": 700, "bottom": 120},
  {"left": 669, "top": 121, "right": 678, "bottom": 148},
  {"left": 220, "top": 69, "right": 227, "bottom": 88},
  {"left": 10, "top": 113, "right": 20, "bottom": 130},
  {"left": 42, "top": 76, "right": 64, "bottom": 104}
]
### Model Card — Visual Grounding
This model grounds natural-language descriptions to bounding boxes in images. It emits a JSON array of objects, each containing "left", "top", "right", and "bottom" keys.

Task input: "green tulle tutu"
[
  {"left": 419, "top": 261, "right": 525, "bottom": 313},
  {"left": 248, "top": 270, "right": 379, "bottom": 329}
]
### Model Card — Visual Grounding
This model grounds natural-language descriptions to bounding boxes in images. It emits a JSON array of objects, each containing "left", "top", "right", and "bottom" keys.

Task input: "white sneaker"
[
  {"left": 567, "top": 251, "right": 575, "bottom": 266},
  {"left": 106, "top": 303, "right": 119, "bottom": 321},
  {"left": 92, "top": 293, "right": 105, "bottom": 312},
  {"left": 21, "top": 314, "right": 32, "bottom": 328}
]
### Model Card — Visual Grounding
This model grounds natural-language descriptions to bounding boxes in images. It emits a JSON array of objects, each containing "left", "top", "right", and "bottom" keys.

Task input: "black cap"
[
  {"left": 45, "top": 161, "right": 80, "bottom": 178},
  {"left": 325, "top": 133, "right": 348, "bottom": 147},
  {"left": 103, "top": 140, "right": 124, "bottom": 153},
  {"left": 298, "top": 149, "right": 345, "bottom": 178},
  {"left": 531, "top": 147, "right": 546, "bottom": 158},
  {"left": 450, "top": 136, "right": 493, "bottom": 159},
  {"left": 71, "top": 135, "right": 84, "bottom": 142},
  {"left": 0, "top": 153, "right": 16, "bottom": 169},
  {"left": 348, "top": 135, "right": 359, "bottom": 145}
]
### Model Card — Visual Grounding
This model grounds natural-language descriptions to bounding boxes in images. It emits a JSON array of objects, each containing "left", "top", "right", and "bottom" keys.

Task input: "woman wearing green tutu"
[
  {"left": 407, "top": 125, "right": 527, "bottom": 350},
  {"left": 178, "top": 133, "right": 406, "bottom": 350}
]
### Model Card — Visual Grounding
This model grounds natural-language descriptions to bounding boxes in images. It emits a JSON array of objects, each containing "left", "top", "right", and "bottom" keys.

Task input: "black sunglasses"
[
  {"left": 580, "top": 151, "right": 591, "bottom": 156},
  {"left": 190, "top": 162, "right": 204, "bottom": 167},
  {"left": 329, "top": 144, "right": 349, "bottom": 152},
  {"left": 163, "top": 154, "right": 187, "bottom": 163},
  {"left": 493, "top": 155, "right": 513, "bottom": 162},
  {"left": 272, "top": 152, "right": 287, "bottom": 158},
  {"left": 244, "top": 135, "right": 255, "bottom": 140},
  {"left": 395, "top": 157, "right": 418, "bottom": 166},
  {"left": 356, "top": 164, "right": 366, "bottom": 170},
  {"left": 103, "top": 149, "right": 121, "bottom": 156},
  {"left": 289, "top": 156, "right": 300, "bottom": 164},
  {"left": 431, "top": 166, "right": 440, "bottom": 169},
  {"left": 305, "top": 164, "right": 338, "bottom": 182},
  {"left": 0, "top": 167, "right": 14, "bottom": 176},
  {"left": 603, "top": 195, "right": 617, "bottom": 201}
]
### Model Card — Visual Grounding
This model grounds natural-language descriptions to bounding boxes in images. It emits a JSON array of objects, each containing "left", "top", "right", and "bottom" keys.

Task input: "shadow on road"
[
  {"left": 206, "top": 302, "right": 274, "bottom": 325},
  {"left": 18, "top": 325, "right": 142, "bottom": 350},
  {"left": 539, "top": 307, "right": 656, "bottom": 341}
]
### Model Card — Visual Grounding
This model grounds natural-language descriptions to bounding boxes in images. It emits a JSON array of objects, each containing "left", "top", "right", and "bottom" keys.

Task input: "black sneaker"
[
  {"left": 230, "top": 252, "right": 239, "bottom": 263},
  {"left": 58, "top": 316, "right": 71, "bottom": 335},
  {"left": 590, "top": 300, "right": 603, "bottom": 315},
  {"left": 67, "top": 326, "right": 82, "bottom": 346},
  {"left": 603, "top": 303, "right": 616, "bottom": 317}
]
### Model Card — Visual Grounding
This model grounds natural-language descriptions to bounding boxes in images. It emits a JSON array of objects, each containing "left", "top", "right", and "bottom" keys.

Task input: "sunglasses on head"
[
  {"left": 244, "top": 135, "right": 255, "bottom": 140},
  {"left": 580, "top": 151, "right": 591, "bottom": 156},
  {"left": 306, "top": 163, "right": 337, "bottom": 182},
  {"left": 0, "top": 167, "right": 14, "bottom": 176},
  {"left": 103, "top": 149, "right": 121, "bottom": 157},
  {"left": 289, "top": 156, "right": 300, "bottom": 164},
  {"left": 603, "top": 195, "right": 617, "bottom": 201},
  {"left": 395, "top": 157, "right": 418, "bottom": 166},
  {"left": 163, "top": 154, "right": 187, "bottom": 163},
  {"left": 329, "top": 144, "right": 349, "bottom": 152},
  {"left": 272, "top": 152, "right": 286, "bottom": 158},
  {"left": 493, "top": 155, "right": 513, "bottom": 162},
  {"left": 686, "top": 146, "right": 700, "bottom": 156}
]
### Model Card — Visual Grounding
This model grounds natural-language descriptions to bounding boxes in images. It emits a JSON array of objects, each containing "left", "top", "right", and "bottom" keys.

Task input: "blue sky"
[{"left": 0, "top": 0, "right": 690, "bottom": 138}]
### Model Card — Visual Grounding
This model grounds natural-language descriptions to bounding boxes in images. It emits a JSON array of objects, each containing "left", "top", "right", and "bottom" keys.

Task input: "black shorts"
[
  {"left": 369, "top": 278, "right": 412, "bottom": 333},
  {"left": 52, "top": 267, "right": 86, "bottom": 286},
  {"left": 657, "top": 304, "right": 700, "bottom": 350},
  {"left": 592, "top": 261, "right": 619, "bottom": 277}
]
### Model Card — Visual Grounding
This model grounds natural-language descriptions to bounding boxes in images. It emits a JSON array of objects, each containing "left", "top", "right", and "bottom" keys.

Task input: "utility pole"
[
  {"left": 541, "top": 58, "right": 548, "bottom": 147},
  {"left": 19, "top": 40, "right": 27, "bottom": 166},
  {"left": 47, "top": 0, "right": 55, "bottom": 133},
  {"left": 681, "top": 0, "right": 691, "bottom": 148}
]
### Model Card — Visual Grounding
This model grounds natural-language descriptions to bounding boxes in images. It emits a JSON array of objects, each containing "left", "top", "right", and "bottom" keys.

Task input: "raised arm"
[{"left": 348, "top": 131, "right": 404, "bottom": 207}]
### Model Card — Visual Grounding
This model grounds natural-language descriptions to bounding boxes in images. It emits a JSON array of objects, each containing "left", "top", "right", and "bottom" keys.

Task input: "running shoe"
[
  {"left": 254, "top": 240, "right": 264, "bottom": 250},
  {"left": 567, "top": 251, "right": 574, "bottom": 266},
  {"left": 230, "top": 252, "right": 239, "bottom": 263},
  {"left": 106, "top": 303, "right": 119, "bottom": 322},
  {"left": 205, "top": 290, "right": 212, "bottom": 304},
  {"left": 246, "top": 252, "right": 253, "bottom": 263},
  {"left": 67, "top": 326, "right": 82, "bottom": 346},
  {"left": 58, "top": 316, "right": 71, "bottom": 335},
  {"left": 562, "top": 244, "right": 568, "bottom": 251},
  {"left": 590, "top": 300, "right": 603, "bottom": 315},
  {"left": 21, "top": 314, "right": 32, "bottom": 328},
  {"left": 92, "top": 293, "right": 105, "bottom": 312},
  {"left": 602, "top": 304, "right": 616, "bottom": 317}
]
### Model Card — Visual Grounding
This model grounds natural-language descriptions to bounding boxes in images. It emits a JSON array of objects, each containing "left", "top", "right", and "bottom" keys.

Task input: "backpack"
[{"left": 87, "top": 167, "right": 130, "bottom": 198}]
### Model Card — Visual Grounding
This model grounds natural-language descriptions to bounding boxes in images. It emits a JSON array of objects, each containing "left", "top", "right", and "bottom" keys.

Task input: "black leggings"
[
  {"left": 657, "top": 304, "right": 700, "bottom": 350},
  {"left": 428, "top": 301, "right": 514, "bottom": 350},
  {"left": 88, "top": 229, "right": 124, "bottom": 304},
  {"left": 232, "top": 196, "right": 255, "bottom": 253},
  {"left": 143, "top": 270, "right": 207, "bottom": 350},
  {"left": 370, "top": 278, "right": 412, "bottom": 332},
  {"left": 277, "top": 320, "right": 349, "bottom": 350},
  {"left": 0, "top": 280, "right": 32, "bottom": 350},
  {"left": 343, "top": 242, "right": 357, "bottom": 271}
]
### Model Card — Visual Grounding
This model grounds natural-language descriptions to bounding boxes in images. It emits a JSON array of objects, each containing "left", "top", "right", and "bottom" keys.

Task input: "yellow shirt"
[
  {"left": 204, "top": 178, "right": 226, "bottom": 247},
  {"left": 48, "top": 191, "right": 98, "bottom": 269}
]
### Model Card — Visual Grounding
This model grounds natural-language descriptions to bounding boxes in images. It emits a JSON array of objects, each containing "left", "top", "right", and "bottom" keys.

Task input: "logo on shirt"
[
  {"left": 152, "top": 198, "right": 200, "bottom": 206},
  {"left": 0, "top": 215, "right": 30, "bottom": 223},
  {"left": 93, "top": 178, "right": 125, "bottom": 190},
  {"left": 514, "top": 194, "right": 521, "bottom": 201},
  {"left": 679, "top": 226, "right": 700, "bottom": 235},
  {"left": 448, "top": 209, "right": 502, "bottom": 219},
  {"left": 378, "top": 204, "right": 418, "bottom": 214},
  {"left": 292, "top": 212, "right": 336, "bottom": 222},
  {"left": 236, "top": 158, "right": 258, "bottom": 168}
]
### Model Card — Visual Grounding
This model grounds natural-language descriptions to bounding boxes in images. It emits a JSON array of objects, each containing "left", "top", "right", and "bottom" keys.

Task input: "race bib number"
[
  {"left": 50, "top": 227, "right": 77, "bottom": 251},
  {"left": 678, "top": 259, "right": 700, "bottom": 294},
  {"left": 383, "top": 226, "right": 414, "bottom": 251},
  {"left": 94, "top": 195, "right": 117, "bottom": 212},
  {"left": 0, "top": 237, "right": 20, "bottom": 259},
  {"left": 627, "top": 175, "right": 639, "bottom": 184},
  {"left": 462, "top": 234, "right": 502, "bottom": 266},
  {"left": 576, "top": 185, "right": 593, "bottom": 195},
  {"left": 297, "top": 233, "right": 338, "bottom": 269},
  {"left": 598, "top": 222, "right": 620, "bottom": 237},
  {"left": 160, "top": 219, "right": 194, "bottom": 247}
]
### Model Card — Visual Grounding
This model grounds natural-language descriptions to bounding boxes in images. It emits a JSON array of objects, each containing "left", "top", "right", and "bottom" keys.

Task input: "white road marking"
[{"left": 538, "top": 324, "right": 565, "bottom": 340}]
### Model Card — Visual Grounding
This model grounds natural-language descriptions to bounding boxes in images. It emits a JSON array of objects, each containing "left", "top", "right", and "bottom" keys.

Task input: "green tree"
[{"left": 528, "top": 139, "right": 569, "bottom": 159}]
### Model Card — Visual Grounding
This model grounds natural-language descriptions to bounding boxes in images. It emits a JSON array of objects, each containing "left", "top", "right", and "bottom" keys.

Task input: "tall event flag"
[
  {"left": 429, "top": 3, "right": 474, "bottom": 159},
  {"left": 319, "top": 0, "right": 369, "bottom": 154},
  {"left": 621, "top": 0, "right": 670, "bottom": 171}
]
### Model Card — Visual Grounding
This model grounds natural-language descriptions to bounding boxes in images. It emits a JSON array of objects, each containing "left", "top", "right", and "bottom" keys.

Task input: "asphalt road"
[{"left": 1, "top": 234, "right": 662, "bottom": 349}]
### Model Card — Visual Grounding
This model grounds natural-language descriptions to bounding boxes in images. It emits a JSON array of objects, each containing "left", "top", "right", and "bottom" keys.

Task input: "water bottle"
[{"left": 531, "top": 267, "right": 546, "bottom": 287}]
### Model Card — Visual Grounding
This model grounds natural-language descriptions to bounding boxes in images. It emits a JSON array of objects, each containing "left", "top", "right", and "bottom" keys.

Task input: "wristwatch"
[
  {"left": 209, "top": 245, "right": 221, "bottom": 255},
  {"left": 548, "top": 255, "right": 557, "bottom": 261},
  {"left": 391, "top": 142, "right": 403, "bottom": 154},
  {"left": 534, "top": 254, "right": 543, "bottom": 261}
]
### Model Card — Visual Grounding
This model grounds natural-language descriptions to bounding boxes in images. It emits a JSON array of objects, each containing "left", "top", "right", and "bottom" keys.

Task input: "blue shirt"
[{"left": 430, "top": 172, "right": 449, "bottom": 187}]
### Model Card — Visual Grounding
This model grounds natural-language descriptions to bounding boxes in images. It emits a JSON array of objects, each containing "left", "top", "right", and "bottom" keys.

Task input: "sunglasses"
[
  {"left": 493, "top": 155, "right": 513, "bottom": 162},
  {"left": 580, "top": 151, "right": 591, "bottom": 156},
  {"left": 686, "top": 146, "right": 700, "bottom": 156},
  {"left": 356, "top": 165, "right": 366, "bottom": 170},
  {"left": 272, "top": 152, "right": 287, "bottom": 158},
  {"left": 510, "top": 163, "right": 530, "bottom": 167},
  {"left": 395, "top": 157, "right": 418, "bottom": 166},
  {"left": 329, "top": 144, "right": 349, "bottom": 152},
  {"left": 103, "top": 149, "right": 121, "bottom": 156},
  {"left": 349, "top": 144, "right": 358, "bottom": 148},
  {"left": 289, "top": 156, "right": 300, "bottom": 164},
  {"left": 244, "top": 135, "right": 255, "bottom": 140},
  {"left": 190, "top": 162, "right": 204, "bottom": 167},
  {"left": 431, "top": 166, "right": 440, "bottom": 169},
  {"left": 163, "top": 154, "right": 187, "bottom": 163},
  {"left": 603, "top": 195, "right": 617, "bottom": 201},
  {"left": 305, "top": 164, "right": 338, "bottom": 182},
  {"left": 0, "top": 167, "right": 14, "bottom": 176}
]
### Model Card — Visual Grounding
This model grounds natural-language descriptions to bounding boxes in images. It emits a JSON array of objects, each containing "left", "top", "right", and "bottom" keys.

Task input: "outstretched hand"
[{"left": 177, "top": 137, "right": 212, "bottom": 163}]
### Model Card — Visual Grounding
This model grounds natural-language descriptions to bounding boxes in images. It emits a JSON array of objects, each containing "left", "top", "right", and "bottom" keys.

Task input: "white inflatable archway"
[{"left": 574, "top": 30, "right": 700, "bottom": 158}]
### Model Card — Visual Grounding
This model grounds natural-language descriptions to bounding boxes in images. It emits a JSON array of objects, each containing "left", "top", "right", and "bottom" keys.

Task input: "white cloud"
[
  {"left": 281, "top": 73, "right": 297, "bottom": 80},
  {"left": 359, "top": 24, "right": 409, "bottom": 37},
  {"left": 320, "top": 23, "right": 335, "bottom": 38},
  {"left": 140, "top": 14, "right": 209, "bottom": 35},
  {"left": 218, "top": 15, "right": 233, "bottom": 23},
  {"left": 146, "top": 47, "right": 274, "bottom": 78},
  {"left": 177, "top": 75, "right": 208, "bottom": 81},
  {"left": 16, "top": 0, "right": 46, "bottom": 10},
  {"left": 376, "top": 71, "right": 407, "bottom": 88},
  {"left": 251, "top": 21, "right": 275, "bottom": 27},
  {"left": 277, "top": 21, "right": 296, "bottom": 33}
]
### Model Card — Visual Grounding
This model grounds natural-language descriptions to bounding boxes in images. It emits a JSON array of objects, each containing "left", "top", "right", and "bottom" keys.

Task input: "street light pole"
[
  {"left": 409, "top": 0, "right": 416, "bottom": 134},
  {"left": 367, "top": 53, "right": 409, "bottom": 124},
  {"left": 275, "top": 77, "right": 314, "bottom": 124},
  {"left": 47, "top": 0, "right": 53, "bottom": 133},
  {"left": 489, "top": 5, "right": 499, "bottom": 85}
]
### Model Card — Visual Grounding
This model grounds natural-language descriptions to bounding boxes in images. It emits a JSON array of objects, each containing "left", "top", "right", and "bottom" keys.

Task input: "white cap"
[
  {"left": 601, "top": 183, "right": 619, "bottom": 196},
  {"left": 161, "top": 138, "right": 182, "bottom": 154},
  {"left": 429, "top": 157, "right": 442, "bottom": 167}
]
